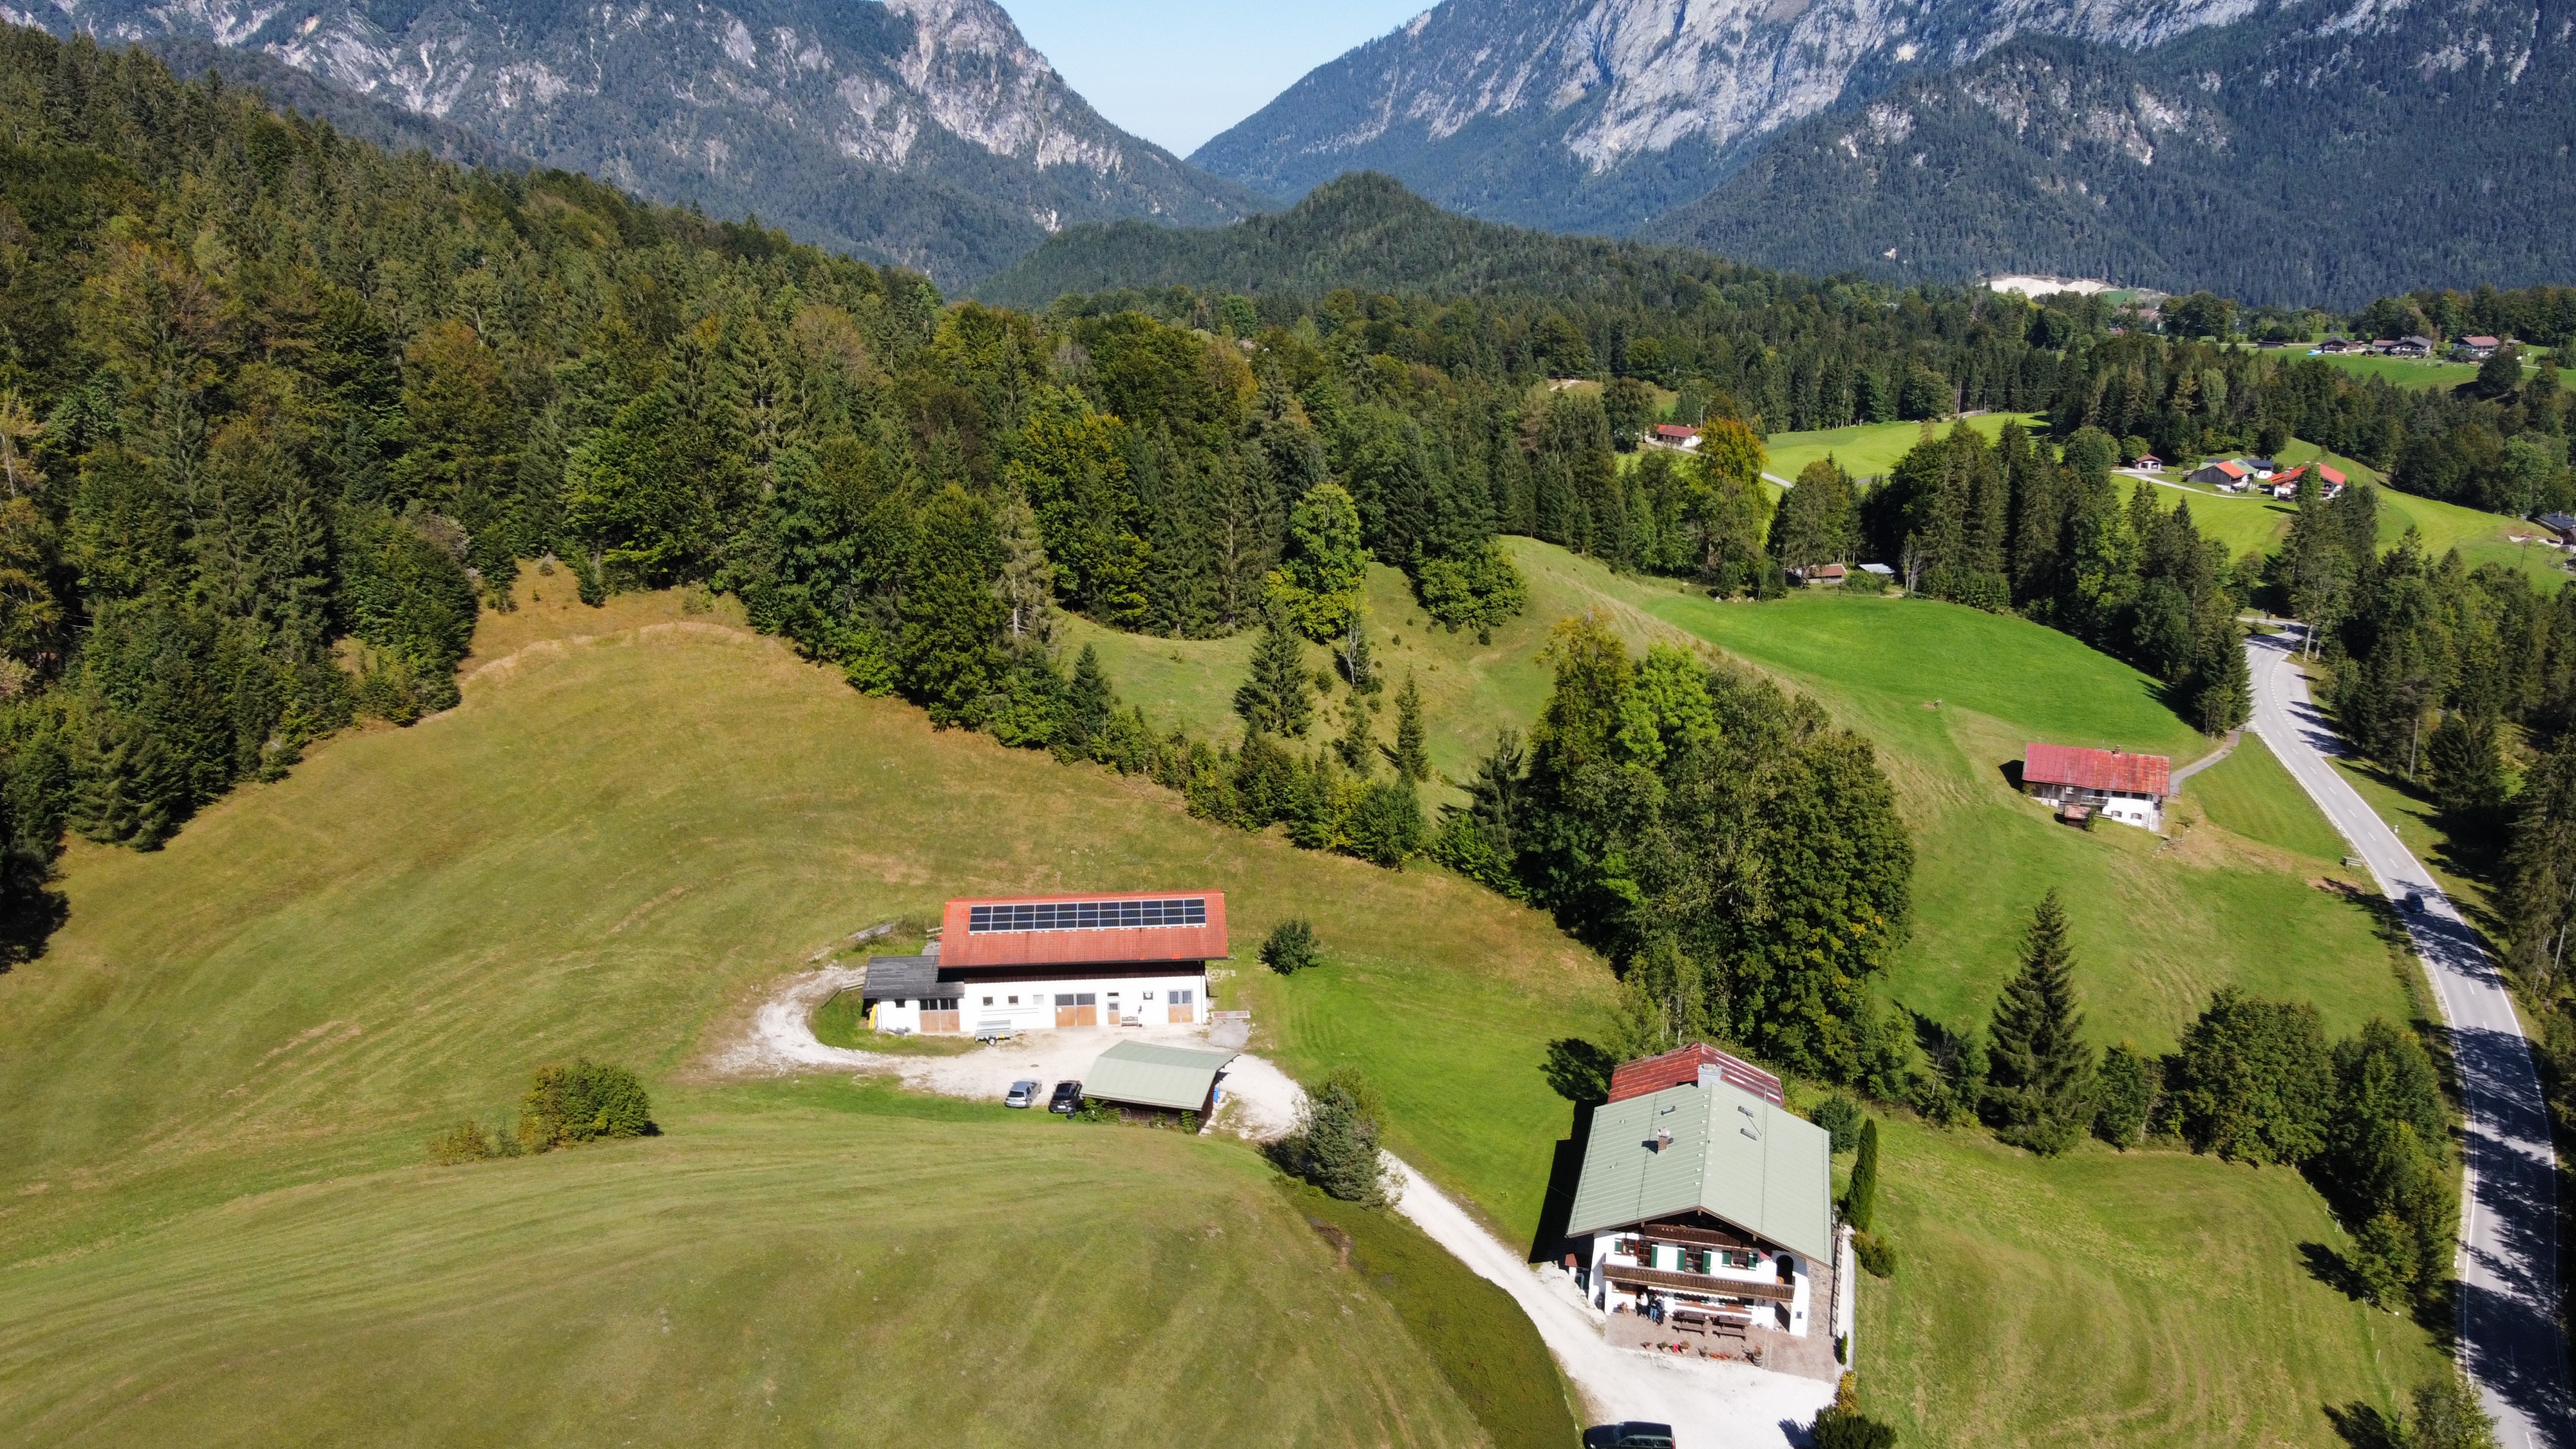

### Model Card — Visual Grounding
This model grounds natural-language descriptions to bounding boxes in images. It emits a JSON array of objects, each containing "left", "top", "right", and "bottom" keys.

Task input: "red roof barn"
[
  {"left": 2022, "top": 744, "right": 2170, "bottom": 797},
  {"left": 1606, "top": 1042, "right": 1786, "bottom": 1107},
  {"left": 939, "top": 892, "right": 1229, "bottom": 969}
]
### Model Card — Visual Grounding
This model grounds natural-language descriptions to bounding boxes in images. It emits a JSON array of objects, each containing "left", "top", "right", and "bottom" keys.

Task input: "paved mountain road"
[{"left": 2246, "top": 629, "right": 2571, "bottom": 1447}]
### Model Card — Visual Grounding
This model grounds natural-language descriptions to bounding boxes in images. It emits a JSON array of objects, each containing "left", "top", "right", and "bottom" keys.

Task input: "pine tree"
[
  {"left": 1983, "top": 889, "right": 2098, "bottom": 1155},
  {"left": 1233, "top": 614, "right": 1314, "bottom": 737},
  {"left": 1334, "top": 692, "right": 1376, "bottom": 776},
  {"left": 2197, "top": 623, "right": 2251, "bottom": 735},
  {"left": 1392, "top": 671, "right": 1430, "bottom": 782}
]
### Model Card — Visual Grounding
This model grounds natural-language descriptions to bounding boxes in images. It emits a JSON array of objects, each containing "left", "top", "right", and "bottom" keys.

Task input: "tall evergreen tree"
[
  {"left": 1233, "top": 613, "right": 1314, "bottom": 737},
  {"left": 1843, "top": 1117, "right": 1880, "bottom": 1231},
  {"left": 1333, "top": 692, "right": 1377, "bottom": 776},
  {"left": 2197, "top": 623, "right": 2252, "bottom": 735},
  {"left": 1982, "top": 889, "right": 2098, "bottom": 1155},
  {"left": 1392, "top": 671, "right": 1430, "bottom": 782}
]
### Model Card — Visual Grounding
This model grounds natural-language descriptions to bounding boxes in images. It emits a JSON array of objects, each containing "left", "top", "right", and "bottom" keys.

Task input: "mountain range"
[
  {"left": 15, "top": 0, "right": 1267, "bottom": 287},
  {"left": 25, "top": 0, "right": 2571, "bottom": 304},
  {"left": 1191, "top": 0, "right": 2576, "bottom": 307}
]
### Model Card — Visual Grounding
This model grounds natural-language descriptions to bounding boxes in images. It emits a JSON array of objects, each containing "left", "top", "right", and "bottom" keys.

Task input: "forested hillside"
[{"left": 27, "top": 0, "right": 1267, "bottom": 287}]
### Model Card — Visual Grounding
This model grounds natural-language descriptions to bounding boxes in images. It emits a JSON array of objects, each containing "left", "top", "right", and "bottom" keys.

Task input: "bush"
[
  {"left": 1811, "top": 1093, "right": 1864, "bottom": 1154},
  {"left": 426, "top": 1120, "right": 496, "bottom": 1164},
  {"left": 1274, "top": 1066, "right": 1390, "bottom": 1205},
  {"left": 517, "top": 1059, "right": 655, "bottom": 1151},
  {"left": 1261, "top": 918, "right": 1320, "bottom": 974},
  {"left": 1852, "top": 1229, "right": 1899, "bottom": 1278},
  {"left": 1813, "top": 1372, "right": 1898, "bottom": 1449}
]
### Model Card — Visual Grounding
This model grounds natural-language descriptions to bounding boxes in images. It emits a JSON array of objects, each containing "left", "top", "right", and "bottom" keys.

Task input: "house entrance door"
[{"left": 1104, "top": 992, "right": 1121, "bottom": 1025}]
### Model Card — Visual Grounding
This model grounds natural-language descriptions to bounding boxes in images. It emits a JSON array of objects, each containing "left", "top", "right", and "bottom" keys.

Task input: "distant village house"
[
  {"left": 2021, "top": 743, "right": 2172, "bottom": 831},
  {"left": 1651, "top": 423, "right": 1702, "bottom": 450},
  {"left": 862, "top": 892, "right": 1224, "bottom": 1038},
  {"left": 2186, "top": 459, "right": 2249, "bottom": 490},
  {"left": 2269, "top": 463, "right": 2345, "bottom": 500}
]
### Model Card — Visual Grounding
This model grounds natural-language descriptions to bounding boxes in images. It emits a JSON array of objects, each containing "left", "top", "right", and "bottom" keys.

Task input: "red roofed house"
[
  {"left": 1653, "top": 423, "right": 1702, "bottom": 450},
  {"left": 2022, "top": 743, "right": 2173, "bottom": 831},
  {"left": 1607, "top": 1042, "right": 1787, "bottom": 1106},
  {"left": 2460, "top": 336, "right": 2503, "bottom": 360},
  {"left": 2269, "top": 463, "right": 2347, "bottom": 500},
  {"left": 862, "top": 892, "right": 1226, "bottom": 1037}
]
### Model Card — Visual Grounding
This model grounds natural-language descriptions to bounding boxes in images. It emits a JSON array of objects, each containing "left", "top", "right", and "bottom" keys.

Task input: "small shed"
[
  {"left": 2539, "top": 512, "right": 2576, "bottom": 544},
  {"left": 1083, "top": 1040, "right": 1236, "bottom": 1119}
]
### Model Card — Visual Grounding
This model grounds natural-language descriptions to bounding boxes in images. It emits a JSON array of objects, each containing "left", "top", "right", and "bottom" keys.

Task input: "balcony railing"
[{"left": 1602, "top": 1263, "right": 1796, "bottom": 1302}]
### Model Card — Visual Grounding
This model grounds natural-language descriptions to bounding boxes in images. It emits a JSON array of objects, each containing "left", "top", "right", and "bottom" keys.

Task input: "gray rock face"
[
  {"left": 13, "top": 0, "right": 1268, "bottom": 284},
  {"left": 1193, "top": 0, "right": 2297, "bottom": 232}
]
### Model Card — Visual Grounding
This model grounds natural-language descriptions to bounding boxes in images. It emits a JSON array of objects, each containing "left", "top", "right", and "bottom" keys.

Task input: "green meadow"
[
  {"left": 0, "top": 554, "right": 2448, "bottom": 1446},
  {"left": 1764, "top": 413, "right": 2045, "bottom": 480}
]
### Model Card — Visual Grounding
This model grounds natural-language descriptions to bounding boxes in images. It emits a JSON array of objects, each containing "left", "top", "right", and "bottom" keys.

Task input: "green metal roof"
[
  {"left": 1564, "top": 1079, "right": 1834, "bottom": 1264},
  {"left": 1083, "top": 1040, "right": 1236, "bottom": 1112}
]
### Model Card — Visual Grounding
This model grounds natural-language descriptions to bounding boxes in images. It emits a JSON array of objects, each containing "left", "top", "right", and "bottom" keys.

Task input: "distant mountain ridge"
[
  {"left": 1193, "top": 0, "right": 2576, "bottom": 305},
  {"left": 974, "top": 171, "right": 1756, "bottom": 310},
  {"left": 17, "top": 0, "right": 1269, "bottom": 285}
]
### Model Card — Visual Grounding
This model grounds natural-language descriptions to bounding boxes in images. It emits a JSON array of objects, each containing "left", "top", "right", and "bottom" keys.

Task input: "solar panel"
[{"left": 965, "top": 898, "right": 1208, "bottom": 934}]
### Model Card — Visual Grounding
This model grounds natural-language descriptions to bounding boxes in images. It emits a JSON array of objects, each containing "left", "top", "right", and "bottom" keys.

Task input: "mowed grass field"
[
  {"left": 0, "top": 586, "right": 1596, "bottom": 1445},
  {"left": 1765, "top": 413, "right": 2044, "bottom": 480},
  {"left": 1, "top": 565, "right": 2448, "bottom": 1446},
  {"left": 2126, "top": 469, "right": 2571, "bottom": 591}
]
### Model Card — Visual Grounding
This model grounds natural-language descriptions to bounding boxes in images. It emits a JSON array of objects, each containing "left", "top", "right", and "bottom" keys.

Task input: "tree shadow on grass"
[
  {"left": 2300, "top": 1240, "right": 2369, "bottom": 1302},
  {"left": 2322, "top": 1401, "right": 2403, "bottom": 1449}
]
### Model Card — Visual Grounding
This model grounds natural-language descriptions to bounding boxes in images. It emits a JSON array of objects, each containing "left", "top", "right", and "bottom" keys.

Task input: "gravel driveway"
[{"left": 715, "top": 966, "right": 1837, "bottom": 1445}]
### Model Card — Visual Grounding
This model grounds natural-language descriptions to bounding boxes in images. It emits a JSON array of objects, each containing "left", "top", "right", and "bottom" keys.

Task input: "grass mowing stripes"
[
  {"left": 1290, "top": 1181, "right": 1583, "bottom": 1449},
  {"left": 2186, "top": 734, "right": 2354, "bottom": 864}
]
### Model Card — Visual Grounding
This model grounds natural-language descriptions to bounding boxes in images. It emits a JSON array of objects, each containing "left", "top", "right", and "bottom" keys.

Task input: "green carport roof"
[
  {"left": 1564, "top": 1079, "right": 1833, "bottom": 1264},
  {"left": 1083, "top": 1040, "right": 1236, "bottom": 1112}
]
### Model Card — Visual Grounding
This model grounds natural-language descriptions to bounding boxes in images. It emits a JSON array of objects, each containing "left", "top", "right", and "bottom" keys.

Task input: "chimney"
[{"left": 1654, "top": 1128, "right": 1674, "bottom": 1152}]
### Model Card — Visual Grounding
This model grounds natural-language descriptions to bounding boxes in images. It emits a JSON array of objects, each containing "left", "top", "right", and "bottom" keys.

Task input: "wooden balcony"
[{"left": 1602, "top": 1263, "right": 1796, "bottom": 1302}]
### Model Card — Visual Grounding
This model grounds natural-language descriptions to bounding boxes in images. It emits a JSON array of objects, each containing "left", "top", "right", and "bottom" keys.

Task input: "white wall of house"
[
  {"left": 1586, "top": 1231, "right": 1815, "bottom": 1338},
  {"left": 869, "top": 972, "right": 1209, "bottom": 1036}
]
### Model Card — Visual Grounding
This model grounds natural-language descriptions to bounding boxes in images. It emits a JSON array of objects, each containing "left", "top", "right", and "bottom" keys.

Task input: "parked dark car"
[
  {"left": 1584, "top": 1425, "right": 1676, "bottom": 1449},
  {"left": 1048, "top": 1081, "right": 1083, "bottom": 1114},
  {"left": 1005, "top": 1079, "right": 1041, "bottom": 1109}
]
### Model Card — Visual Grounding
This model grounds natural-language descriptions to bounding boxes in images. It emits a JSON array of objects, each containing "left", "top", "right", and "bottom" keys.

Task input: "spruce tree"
[
  {"left": 1983, "top": 889, "right": 2098, "bottom": 1155},
  {"left": 1392, "top": 671, "right": 1430, "bottom": 782},
  {"left": 1333, "top": 693, "right": 1376, "bottom": 776},
  {"left": 1233, "top": 614, "right": 1314, "bottom": 737},
  {"left": 2197, "top": 623, "right": 2251, "bottom": 735}
]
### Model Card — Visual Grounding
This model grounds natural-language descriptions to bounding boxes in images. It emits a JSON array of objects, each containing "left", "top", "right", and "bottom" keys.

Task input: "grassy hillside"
[
  {"left": 2129, "top": 471, "right": 2570, "bottom": 591},
  {"left": 0, "top": 568, "right": 2448, "bottom": 1447},
  {"left": 1765, "top": 413, "right": 2043, "bottom": 480},
  {"left": 0, "top": 587, "right": 1594, "bottom": 1444}
]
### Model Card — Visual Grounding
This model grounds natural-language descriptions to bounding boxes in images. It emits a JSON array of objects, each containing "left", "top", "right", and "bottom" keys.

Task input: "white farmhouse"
[
  {"left": 860, "top": 892, "right": 1223, "bottom": 1038},
  {"left": 1569, "top": 1075, "right": 1834, "bottom": 1341}
]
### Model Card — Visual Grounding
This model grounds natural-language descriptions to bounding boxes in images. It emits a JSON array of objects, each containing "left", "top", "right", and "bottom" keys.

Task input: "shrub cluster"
[
  {"left": 1260, "top": 919, "right": 1320, "bottom": 974},
  {"left": 424, "top": 1059, "right": 656, "bottom": 1164}
]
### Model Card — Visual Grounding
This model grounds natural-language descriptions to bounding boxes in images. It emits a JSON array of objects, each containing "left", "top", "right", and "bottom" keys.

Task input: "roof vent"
[
  {"left": 1738, "top": 1103, "right": 1756, "bottom": 1118},
  {"left": 1654, "top": 1128, "right": 1674, "bottom": 1152},
  {"left": 1741, "top": 1126, "right": 1760, "bottom": 1141}
]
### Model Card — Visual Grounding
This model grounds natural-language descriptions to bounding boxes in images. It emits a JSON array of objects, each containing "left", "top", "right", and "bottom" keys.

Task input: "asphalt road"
[{"left": 2246, "top": 629, "right": 2572, "bottom": 1447}]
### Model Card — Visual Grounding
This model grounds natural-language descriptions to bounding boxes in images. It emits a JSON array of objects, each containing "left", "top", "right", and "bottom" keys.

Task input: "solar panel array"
[{"left": 966, "top": 897, "right": 1208, "bottom": 934}]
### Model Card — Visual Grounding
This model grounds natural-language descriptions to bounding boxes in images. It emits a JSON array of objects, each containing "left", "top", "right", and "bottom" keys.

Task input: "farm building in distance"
[
  {"left": 862, "top": 892, "right": 1226, "bottom": 1037},
  {"left": 2186, "top": 459, "right": 2249, "bottom": 489},
  {"left": 1569, "top": 1057, "right": 1834, "bottom": 1344},
  {"left": 2022, "top": 744, "right": 2171, "bottom": 831},
  {"left": 1651, "top": 423, "right": 1701, "bottom": 450}
]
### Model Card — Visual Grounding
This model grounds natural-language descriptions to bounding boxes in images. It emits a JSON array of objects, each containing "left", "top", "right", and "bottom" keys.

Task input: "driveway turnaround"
[{"left": 2247, "top": 629, "right": 2571, "bottom": 1448}]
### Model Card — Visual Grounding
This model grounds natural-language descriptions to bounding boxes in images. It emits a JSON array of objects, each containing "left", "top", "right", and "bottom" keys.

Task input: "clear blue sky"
[{"left": 998, "top": 1, "right": 1430, "bottom": 158}]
